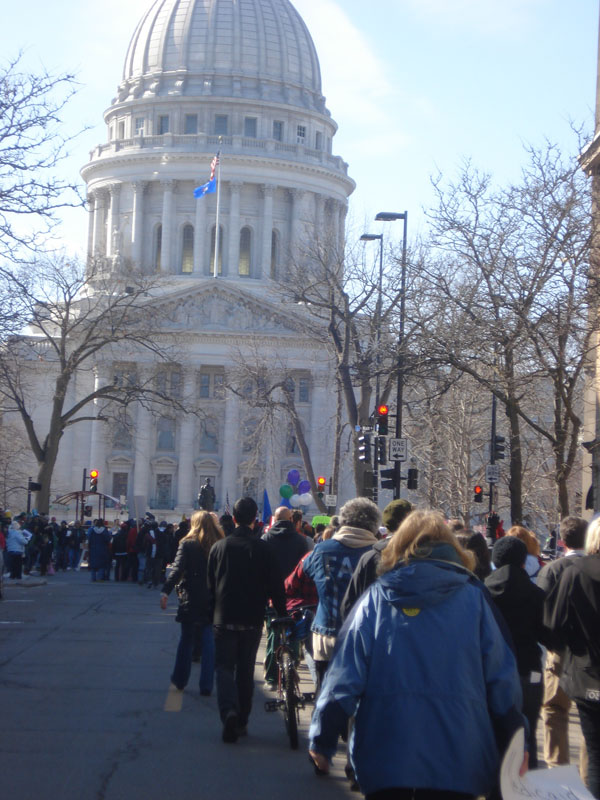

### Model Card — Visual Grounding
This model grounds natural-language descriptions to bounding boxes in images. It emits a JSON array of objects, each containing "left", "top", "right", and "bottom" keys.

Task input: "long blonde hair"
[
  {"left": 379, "top": 510, "right": 475, "bottom": 574},
  {"left": 506, "top": 525, "right": 540, "bottom": 556},
  {"left": 185, "top": 510, "right": 224, "bottom": 555}
]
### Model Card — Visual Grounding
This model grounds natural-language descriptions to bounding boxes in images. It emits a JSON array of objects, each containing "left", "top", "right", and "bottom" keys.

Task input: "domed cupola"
[{"left": 119, "top": 0, "right": 325, "bottom": 112}]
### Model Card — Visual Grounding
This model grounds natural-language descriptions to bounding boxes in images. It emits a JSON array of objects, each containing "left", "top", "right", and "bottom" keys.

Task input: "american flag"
[{"left": 210, "top": 151, "right": 220, "bottom": 181}]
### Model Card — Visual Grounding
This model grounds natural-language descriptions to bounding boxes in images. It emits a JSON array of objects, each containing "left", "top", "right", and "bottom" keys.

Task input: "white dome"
[{"left": 120, "top": 0, "right": 325, "bottom": 111}]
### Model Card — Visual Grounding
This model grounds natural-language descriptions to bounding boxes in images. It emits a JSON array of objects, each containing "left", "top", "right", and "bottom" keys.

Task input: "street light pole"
[
  {"left": 360, "top": 232, "right": 384, "bottom": 502},
  {"left": 375, "top": 210, "right": 407, "bottom": 500}
]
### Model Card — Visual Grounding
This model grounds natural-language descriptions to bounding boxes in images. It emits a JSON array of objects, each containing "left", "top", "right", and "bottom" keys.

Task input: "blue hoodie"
[{"left": 309, "top": 551, "right": 524, "bottom": 797}]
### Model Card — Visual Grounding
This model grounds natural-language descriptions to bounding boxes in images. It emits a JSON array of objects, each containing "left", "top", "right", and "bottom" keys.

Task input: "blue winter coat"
[{"left": 309, "top": 554, "right": 525, "bottom": 797}]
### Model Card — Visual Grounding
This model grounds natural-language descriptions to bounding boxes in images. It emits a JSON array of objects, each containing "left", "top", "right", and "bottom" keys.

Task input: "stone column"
[
  {"left": 193, "top": 186, "right": 206, "bottom": 274},
  {"left": 132, "top": 368, "right": 152, "bottom": 514},
  {"left": 260, "top": 184, "right": 275, "bottom": 279},
  {"left": 315, "top": 194, "right": 326, "bottom": 241},
  {"left": 106, "top": 183, "right": 121, "bottom": 259},
  {"left": 227, "top": 180, "right": 242, "bottom": 277},
  {"left": 131, "top": 181, "right": 147, "bottom": 269},
  {"left": 221, "top": 385, "right": 240, "bottom": 502},
  {"left": 289, "top": 188, "right": 305, "bottom": 261},
  {"left": 176, "top": 370, "right": 197, "bottom": 513},
  {"left": 161, "top": 179, "right": 176, "bottom": 274},
  {"left": 92, "top": 188, "right": 108, "bottom": 258},
  {"left": 86, "top": 195, "right": 95, "bottom": 261},
  {"left": 309, "top": 373, "right": 328, "bottom": 475},
  {"left": 89, "top": 364, "right": 111, "bottom": 485}
]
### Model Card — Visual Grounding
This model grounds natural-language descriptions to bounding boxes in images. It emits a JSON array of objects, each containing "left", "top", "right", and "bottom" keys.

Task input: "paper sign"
[{"left": 501, "top": 729, "right": 593, "bottom": 800}]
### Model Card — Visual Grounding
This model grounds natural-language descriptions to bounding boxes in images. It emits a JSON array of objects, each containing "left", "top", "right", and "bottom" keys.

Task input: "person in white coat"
[{"left": 6, "top": 520, "right": 32, "bottom": 579}]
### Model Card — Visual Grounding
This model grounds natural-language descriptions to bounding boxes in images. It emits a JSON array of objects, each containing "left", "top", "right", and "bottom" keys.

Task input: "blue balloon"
[
  {"left": 287, "top": 469, "right": 300, "bottom": 486},
  {"left": 298, "top": 480, "right": 311, "bottom": 494}
]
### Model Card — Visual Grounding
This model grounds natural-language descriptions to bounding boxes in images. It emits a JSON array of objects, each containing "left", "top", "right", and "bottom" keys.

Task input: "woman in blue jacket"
[{"left": 309, "top": 510, "right": 527, "bottom": 800}]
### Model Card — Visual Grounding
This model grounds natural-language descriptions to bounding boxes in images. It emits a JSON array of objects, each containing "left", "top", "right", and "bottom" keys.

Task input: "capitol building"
[{"left": 44, "top": 0, "right": 355, "bottom": 518}]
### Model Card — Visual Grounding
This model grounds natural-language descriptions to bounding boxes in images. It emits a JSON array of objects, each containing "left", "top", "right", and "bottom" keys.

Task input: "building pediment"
[{"left": 151, "top": 282, "right": 313, "bottom": 337}]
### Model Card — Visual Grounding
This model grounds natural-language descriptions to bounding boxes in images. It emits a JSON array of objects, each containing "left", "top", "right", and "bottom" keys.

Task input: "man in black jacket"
[{"left": 207, "top": 496, "right": 286, "bottom": 743}]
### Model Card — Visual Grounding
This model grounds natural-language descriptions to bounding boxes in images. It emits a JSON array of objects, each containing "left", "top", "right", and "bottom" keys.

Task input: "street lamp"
[
  {"left": 360, "top": 232, "right": 384, "bottom": 502},
  {"left": 375, "top": 210, "right": 407, "bottom": 500}
]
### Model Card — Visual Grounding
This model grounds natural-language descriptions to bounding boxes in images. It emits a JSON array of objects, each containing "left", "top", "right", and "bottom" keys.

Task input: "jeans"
[
  {"left": 520, "top": 675, "right": 543, "bottom": 769},
  {"left": 90, "top": 567, "right": 106, "bottom": 582},
  {"left": 214, "top": 626, "right": 262, "bottom": 726},
  {"left": 68, "top": 548, "right": 80, "bottom": 569},
  {"left": 577, "top": 700, "right": 600, "bottom": 799},
  {"left": 171, "top": 621, "right": 215, "bottom": 694}
]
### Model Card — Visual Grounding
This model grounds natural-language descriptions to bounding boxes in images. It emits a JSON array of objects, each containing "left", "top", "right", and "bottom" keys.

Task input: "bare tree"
[
  {"left": 0, "top": 254, "right": 189, "bottom": 512},
  {"left": 0, "top": 54, "right": 83, "bottom": 258},
  {"left": 411, "top": 136, "right": 593, "bottom": 521}
]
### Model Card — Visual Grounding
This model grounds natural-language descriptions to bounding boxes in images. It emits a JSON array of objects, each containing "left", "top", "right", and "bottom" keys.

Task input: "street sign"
[
  {"left": 389, "top": 438, "right": 408, "bottom": 462},
  {"left": 325, "top": 494, "right": 337, "bottom": 506},
  {"left": 486, "top": 464, "right": 500, "bottom": 484}
]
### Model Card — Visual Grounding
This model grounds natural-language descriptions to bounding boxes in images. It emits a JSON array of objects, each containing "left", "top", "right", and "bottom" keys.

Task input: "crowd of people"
[{"left": 2, "top": 499, "right": 599, "bottom": 799}]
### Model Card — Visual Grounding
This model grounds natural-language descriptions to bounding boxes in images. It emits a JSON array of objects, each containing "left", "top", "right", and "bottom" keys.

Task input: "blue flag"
[
  {"left": 194, "top": 177, "right": 216, "bottom": 198},
  {"left": 262, "top": 489, "right": 272, "bottom": 524}
]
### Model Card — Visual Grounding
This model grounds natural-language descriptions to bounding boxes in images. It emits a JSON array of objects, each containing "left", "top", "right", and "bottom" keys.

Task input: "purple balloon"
[
  {"left": 287, "top": 469, "right": 300, "bottom": 486},
  {"left": 298, "top": 480, "right": 311, "bottom": 494}
]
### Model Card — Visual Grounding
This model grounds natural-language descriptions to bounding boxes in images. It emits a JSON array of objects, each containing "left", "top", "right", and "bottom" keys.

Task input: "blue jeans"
[
  {"left": 171, "top": 621, "right": 215, "bottom": 694},
  {"left": 90, "top": 567, "right": 106, "bottom": 581}
]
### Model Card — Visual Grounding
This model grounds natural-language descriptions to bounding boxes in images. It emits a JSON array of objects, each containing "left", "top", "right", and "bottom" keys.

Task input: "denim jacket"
[{"left": 303, "top": 527, "right": 377, "bottom": 637}]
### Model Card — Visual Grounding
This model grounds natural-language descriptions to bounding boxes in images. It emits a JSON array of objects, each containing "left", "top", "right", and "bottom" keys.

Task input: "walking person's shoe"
[{"left": 222, "top": 710, "right": 239, "bottom": 743}]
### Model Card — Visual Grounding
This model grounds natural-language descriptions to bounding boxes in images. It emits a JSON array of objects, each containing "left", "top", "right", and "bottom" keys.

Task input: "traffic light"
[
  {"left": 380, "top": 468, "right": 395, "bottom": 490},
  {"left": 378, "top": 438, "right": 387, "bottom": 465},
  {"left": 486, "top": 512, "right": 500, "bottom": 540},
  {"left": 473, "top": 485, "right": 483, "bottom": 503},
  {"left": 358, "top": 433, "right": 371, "bottom": 466},
  {"left": 317, "top": 475, "right": 326, "bottom": 498},
  {"left": 89, "top": 469, "right": 99, "bottom": 492},
  {"left": 376, "top": 404, "right": 389, "bottom": 436},
  {"left": 407, "top": 468, "right": 418, "bottom": 490},
  {"left": 362, "top": 469, "right": 374, "bottom": 500},
  {"left": 494, "top": 435, "right": 506, "bottom": 460}
]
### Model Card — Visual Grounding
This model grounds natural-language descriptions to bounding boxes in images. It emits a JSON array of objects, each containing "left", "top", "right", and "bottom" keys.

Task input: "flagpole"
[{"left": 213, "top": 140, "right": 222, "bottom": 278}]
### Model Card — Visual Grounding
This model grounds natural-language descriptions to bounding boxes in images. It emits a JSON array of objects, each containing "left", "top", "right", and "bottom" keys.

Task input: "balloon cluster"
[{"left": 279, "top": 469, "right": 313, "bottom": 507}]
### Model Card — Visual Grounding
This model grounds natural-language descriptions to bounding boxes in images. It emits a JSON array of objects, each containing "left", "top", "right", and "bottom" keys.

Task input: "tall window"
[
  {"left": 112, "top": 472, "right": 129, "bottom": 500},
  {"left": 296, "top": 125, "right": 306, "bottom": 144},
  {"left": 270, "top": 230, "right": 279, "bottom": 279},
  {"left": 158, "top": 115, "right": 170, "bottom": 134},
  {"left": 298, "top": 377, "right": 310, "bottom": 403},
  {"left": 154, "top": 224, "right": 162, "bottom": 271},
  {"left": 210, "top": 225, "right": 223, "bottom": 275},
  {"left": 199, "top": 418, "right": 218, "bottom": 453},
  {"left": 214, "top": 115, "right": 228, "bottom": 135},
  {"left": 286, "top": 423, "right": 300, "bottom": 455},
  {"left": 181, "top": 224, "right": 194, "bottom": 273},
  {"left": 156, "top": 474, "right": 172, "bottom": 508},
  {"left": 118, "top": 121, "right": 125, "bottom": 139},
  {"left": 244, "top": 117, "right": 257, "bottom": 138},
  {"left": 135, "top": 117, "right": 145, "bottom": 136},
  {"left": 157, "top": 417, "right": 176, "bottom": 451},
  {"left": 239, "top": 227, "right": 251, "bottom": 276},
  {"left": 315, "top": 131, "right": 322, "bottom": 151},
  {"left": 184, "top": 114, "right": 198, "bottom": 134},
  {"left": 199, "top": 370, "right": 225, "bottom": 398},
  {"left": 156, "top": 368, "right": 182, "bottom": 399},
  {"left": 112, "top": 417, "right": 133, "bottom": 450},
  {"left": 273, "top": 121, "right": 284, "bottom": 142}
]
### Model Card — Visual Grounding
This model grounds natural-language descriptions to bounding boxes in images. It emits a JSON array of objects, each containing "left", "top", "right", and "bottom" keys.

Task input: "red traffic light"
[
  {"left": 90, "top": 469, "right": 99, "bottom": 479},
  {"left": 317, "top": 476, "right": 326, "bottom": 487},
  {"left": 473, "top": 485, "right": 483, "bottom": 503},
  {"left": 377, "top": 404, "right": 389, "bottom": 416}
]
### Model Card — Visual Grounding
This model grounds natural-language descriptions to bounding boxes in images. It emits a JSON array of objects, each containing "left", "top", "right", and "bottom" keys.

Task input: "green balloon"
[{"left": 279, "top": 483, "right": 293, "bottom": 499}]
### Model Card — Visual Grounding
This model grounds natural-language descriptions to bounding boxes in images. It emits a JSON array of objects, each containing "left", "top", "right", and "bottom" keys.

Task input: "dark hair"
[
  {"left": 233, "top": 497, "right": 258, "bottom": 526},
  {"left": 219, "top": 513, "right": 235, "bottom": 536},
  {"left": 559, "top": 517, "right": 587, "bottom": 550},
  {"left": 291, "top": 510, "right": 303, "bottom": 525},
  {"left": 465, "top": 532, "right": 492, "bottom": 580}
]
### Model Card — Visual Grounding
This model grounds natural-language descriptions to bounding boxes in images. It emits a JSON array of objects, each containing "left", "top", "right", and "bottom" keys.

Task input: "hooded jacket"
[
  {"left": 6, "top": 523, "right": 31, "bottom": 554},
  {"left": 261, "top": 519, "right": 309, "bottom": 581},
  {"left": 485, "top": 564, "right": 549, "bottom": 676},
  {"left": 310, "top": 547, "right": 524, "bottom": 797},
  {"left": 303, "top": 526, "right": 378, "bottom": 637}
]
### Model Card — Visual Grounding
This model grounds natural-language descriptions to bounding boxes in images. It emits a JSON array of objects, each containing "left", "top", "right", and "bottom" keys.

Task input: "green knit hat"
[{"left": 382, "top": 499, "right": 413, "bottom": 533}]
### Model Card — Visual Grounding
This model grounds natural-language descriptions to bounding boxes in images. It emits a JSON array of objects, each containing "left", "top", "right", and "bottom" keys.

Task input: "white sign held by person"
[{"left": 501, "top": 728, "right": 593, "bottom": 800}]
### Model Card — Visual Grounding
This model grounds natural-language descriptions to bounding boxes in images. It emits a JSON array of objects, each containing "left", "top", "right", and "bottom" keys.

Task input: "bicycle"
[{"left": 264, "top": 606, "right": 314, "bottom": 749}]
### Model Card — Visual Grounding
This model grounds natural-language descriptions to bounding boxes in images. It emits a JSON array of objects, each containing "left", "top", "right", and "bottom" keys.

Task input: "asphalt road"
[{"left": 0, "top": 571, "right": 355, "bottom": 800}]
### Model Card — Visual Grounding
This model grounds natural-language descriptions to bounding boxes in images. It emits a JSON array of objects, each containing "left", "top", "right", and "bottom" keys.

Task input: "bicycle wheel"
[{"left": 282, "top": 652, "right": 299, "bottom": 749}]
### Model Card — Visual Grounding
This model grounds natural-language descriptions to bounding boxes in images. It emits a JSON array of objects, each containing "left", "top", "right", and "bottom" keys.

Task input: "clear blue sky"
[{"left": 2, "top": 0, "right": 598, "bottom": 251}]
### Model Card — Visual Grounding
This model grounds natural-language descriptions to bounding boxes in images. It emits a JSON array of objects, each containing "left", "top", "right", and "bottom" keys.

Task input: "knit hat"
[
  {"left": 492, "top": 536, "right": 527, "bottom": 568},
  {"left": 382, "top": 499, "right": 413, "bottom": 533}
]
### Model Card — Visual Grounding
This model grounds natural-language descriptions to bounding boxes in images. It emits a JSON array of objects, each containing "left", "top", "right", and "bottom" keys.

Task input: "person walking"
[
  {"left": 207, "top": 497, "right": 286, "bottom": 743},
  {"left": 537, "top": 516, "right": 587, "bottom": 770},
  {"left": 87, "top": 520, "right": 111, "bottom": 582},
  {"left": 545, "top": 517, "right": 600, "bottom": 799},
  {"left": 160, "top": 511, "right": 223, "bottom": 695},
  {"left": 6, "top": 519, "right": 32, "bottom": 580},
  {"left": 309, "top": 510, "right": 527, "bottom": 799}
]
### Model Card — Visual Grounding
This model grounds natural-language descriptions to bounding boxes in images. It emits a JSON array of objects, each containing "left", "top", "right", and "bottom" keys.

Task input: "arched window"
[
  {"left": 239, "top": 226, "right": 251, "bottom": 276},
  {"left": 156, "top": 416, "right": 175, "bottom": 451},
  {"left": 181, "top": 224, "right": 194, "bottom": 273},
  {"left": 154, "top": 224, "right": 162, "bottom": 272},
  {"left": 270, "top": 229, "right": 279, "bottom": 279},
  {"left": 210, "top": 225, "right": 223, "bottom": 276}
]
